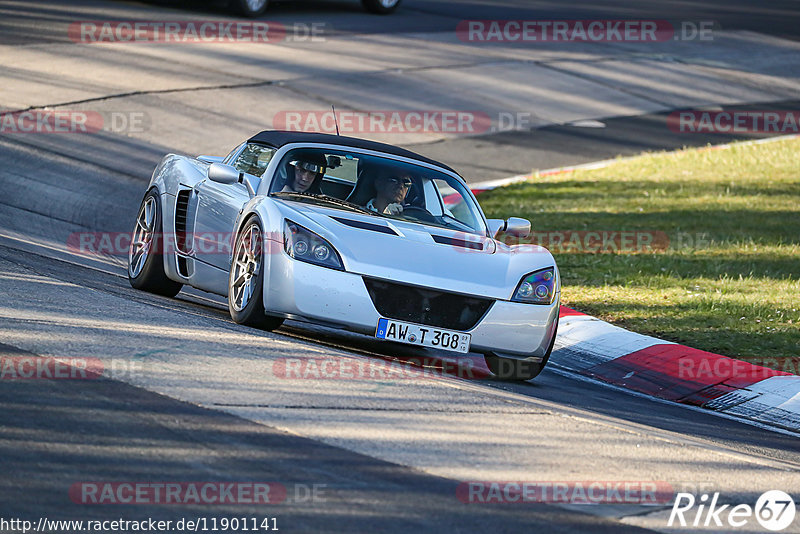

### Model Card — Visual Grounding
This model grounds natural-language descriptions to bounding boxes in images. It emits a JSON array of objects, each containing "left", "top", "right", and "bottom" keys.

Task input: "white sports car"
[{"left": 128, "top": 131, "right": 560, "bottom": 380}]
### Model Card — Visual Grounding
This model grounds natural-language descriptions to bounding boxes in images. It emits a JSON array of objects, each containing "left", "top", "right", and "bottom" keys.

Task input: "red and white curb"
[
  {"left": 553, "top": 307, "right": 799, "bottom": 433},
  {"left": 469, "top": 134, "right": 800, "bottom": 433}
]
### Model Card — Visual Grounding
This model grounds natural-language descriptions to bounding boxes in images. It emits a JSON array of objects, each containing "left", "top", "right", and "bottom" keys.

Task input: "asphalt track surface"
[
  {"left": 1, "top": 1, "right": 800, "bottom": 532},
  {"left": 3, "top": 0, "right": 799, "bottom": 44}
]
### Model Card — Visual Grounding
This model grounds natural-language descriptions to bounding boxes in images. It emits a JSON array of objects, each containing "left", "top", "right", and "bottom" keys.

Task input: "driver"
[
  {"left": 366, "top": 172, "right": 412, "bottom": 215},
  {"left": 282, "top": 155, "right": 326, "bottom": 194}
]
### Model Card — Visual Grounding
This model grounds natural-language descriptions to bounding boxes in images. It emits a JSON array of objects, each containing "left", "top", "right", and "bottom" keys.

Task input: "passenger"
[
  {"left": 366, "top": 172, "right": 412, "bottom": 215},
  {"left": 282, "top": 155, "right": 326, "bottom": 194}
]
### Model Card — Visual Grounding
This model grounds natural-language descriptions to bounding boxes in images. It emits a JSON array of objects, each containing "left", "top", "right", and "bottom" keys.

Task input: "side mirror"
[
  {"left": 487, "top": 217, "right": 532, "bottom": 238},
  {"left": 505, "top": 217, "right": 531, "bottom": 238},
  {"left": 207, "top": 163, "right": 239, "bottom": 184}
]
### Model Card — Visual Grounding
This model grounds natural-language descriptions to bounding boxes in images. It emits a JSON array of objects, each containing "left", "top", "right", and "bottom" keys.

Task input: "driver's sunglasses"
[{"left": 387, "top": 177, "right": 412, "bottom": 187}]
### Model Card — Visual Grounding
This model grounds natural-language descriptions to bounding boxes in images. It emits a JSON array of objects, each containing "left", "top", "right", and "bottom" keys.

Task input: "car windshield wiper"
[
  {"left": 318, "top": 194, "right": 379, "bottom": 216},
  {"left": 272, "top": 192, "right": 376, "bottom": 216}
]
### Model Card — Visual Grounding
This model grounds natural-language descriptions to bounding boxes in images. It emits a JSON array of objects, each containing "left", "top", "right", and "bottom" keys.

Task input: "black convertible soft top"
[{"left": 247, "top": 130, "right": 456, "bottom": 174}]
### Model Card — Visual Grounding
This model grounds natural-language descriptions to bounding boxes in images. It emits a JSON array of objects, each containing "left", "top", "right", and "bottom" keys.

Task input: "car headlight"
[
  {"left": 283, "top": 220, "right": 344, "bottom": 271},
  {"left": 512, "top": 267, "right": 557, "bottom": 304}
]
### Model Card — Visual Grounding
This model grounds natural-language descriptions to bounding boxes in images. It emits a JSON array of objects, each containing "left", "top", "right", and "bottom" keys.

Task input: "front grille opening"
[{"left": 363, "top": 277, "right": 493, "bottom": 331}]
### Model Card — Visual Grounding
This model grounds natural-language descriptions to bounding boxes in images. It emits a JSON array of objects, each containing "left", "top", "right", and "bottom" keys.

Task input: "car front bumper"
[{"left": 264, "top": 252, "right": 559, "bottom": 360}]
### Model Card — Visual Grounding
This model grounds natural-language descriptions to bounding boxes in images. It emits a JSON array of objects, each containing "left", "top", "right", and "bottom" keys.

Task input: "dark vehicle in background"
[{"left": 230, "top": 0, "right": 401, "bottom": 16}]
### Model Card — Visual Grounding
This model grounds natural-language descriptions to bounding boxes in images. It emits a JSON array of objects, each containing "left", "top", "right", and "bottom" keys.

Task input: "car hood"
[{"left": 272, "top": 200, "right": 557, "bottom": 300}]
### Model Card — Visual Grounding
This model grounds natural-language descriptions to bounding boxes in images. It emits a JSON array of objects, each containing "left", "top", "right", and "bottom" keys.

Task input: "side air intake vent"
[
  {"left": 430, "top": 234, "right": 484, "bottom": 250},
  {"left": 175, "top": 190, "right": 192, "bottom": 253}
]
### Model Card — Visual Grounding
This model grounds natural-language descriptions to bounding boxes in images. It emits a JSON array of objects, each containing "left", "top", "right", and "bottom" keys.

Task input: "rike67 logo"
[{"left": 669, "top": 490, "right": 796, "bottom": 531}]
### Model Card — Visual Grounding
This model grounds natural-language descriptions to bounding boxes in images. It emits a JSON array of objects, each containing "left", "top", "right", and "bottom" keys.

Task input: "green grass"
[{"left": 479, "top": 138, "right": 800, "bottom": 372}]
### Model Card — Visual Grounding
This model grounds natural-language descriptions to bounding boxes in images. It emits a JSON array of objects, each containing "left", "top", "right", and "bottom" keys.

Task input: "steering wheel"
[{"left": 401, "top": 205, "right": 436, "bottom": 223}]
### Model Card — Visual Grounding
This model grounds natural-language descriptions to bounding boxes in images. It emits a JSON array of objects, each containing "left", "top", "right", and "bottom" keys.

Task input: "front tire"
[
  {"left": 362, "top": 0, "right": 401, "bottom": 14},
  {"left": 231, "top": 0, "right": 269, "bottom": 17},
  {"left": 128, "top": 190, "right": 183, "bottom": 297},
  {"left": 485, "top": 319, "right": 558, "bottom": 381},
  {"left": 228, "top": 218, "right": 284, "bottom": 331}
]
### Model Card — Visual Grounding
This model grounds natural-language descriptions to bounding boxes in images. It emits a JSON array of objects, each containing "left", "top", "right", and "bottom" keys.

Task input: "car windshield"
[{"left": 269, "top": 148, "right": 487, "bottom": 235}]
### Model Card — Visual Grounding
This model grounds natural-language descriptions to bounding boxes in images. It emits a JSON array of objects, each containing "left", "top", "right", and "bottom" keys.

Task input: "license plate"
[{"left": 375, "top": 318, "right": 471, "bottom": 353}]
